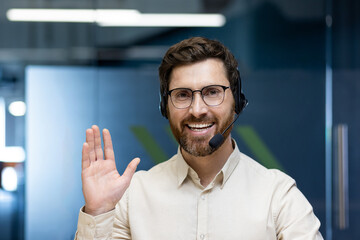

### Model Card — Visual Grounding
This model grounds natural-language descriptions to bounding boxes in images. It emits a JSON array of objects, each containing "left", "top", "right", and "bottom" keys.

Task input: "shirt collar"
[
  {"left": 219, "top": 140, "right": 241, "bottom": 188},
  {"left": 175, "top": 147, "right": 191, "bottom": 187},
  {"left": 174, "top": 140, "right": 241, "bottom": 188}
]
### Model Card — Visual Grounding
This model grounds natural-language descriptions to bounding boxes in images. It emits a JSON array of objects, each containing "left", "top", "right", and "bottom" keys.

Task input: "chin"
[{"left": 179, "top": 136, "right": 216, "bottom": 157}]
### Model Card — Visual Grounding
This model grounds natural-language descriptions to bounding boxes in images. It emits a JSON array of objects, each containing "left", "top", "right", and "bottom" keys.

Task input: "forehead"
[{"left": 169, "top": 58, "right": 229, "bottom": 90}]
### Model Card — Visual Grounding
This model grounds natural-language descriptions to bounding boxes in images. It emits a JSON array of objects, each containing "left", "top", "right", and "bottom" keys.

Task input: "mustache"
[{"left": 182, "top": 115, "right": 216, "bottom": 124}]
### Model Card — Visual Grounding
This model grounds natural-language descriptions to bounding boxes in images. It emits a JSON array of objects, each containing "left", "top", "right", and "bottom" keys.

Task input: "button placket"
[{"left": 197, "top": 192, "right": 208, "bottom": 240}]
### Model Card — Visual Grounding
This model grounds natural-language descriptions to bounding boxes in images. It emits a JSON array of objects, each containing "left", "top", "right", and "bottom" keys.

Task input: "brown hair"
[{"left": 158, "top": 36, "right": 240, "bottom": 107}]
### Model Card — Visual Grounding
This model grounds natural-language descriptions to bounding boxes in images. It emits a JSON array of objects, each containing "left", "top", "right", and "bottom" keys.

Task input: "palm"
[{"left": 81, "top": 125, "right": 140, "bottom": 216}]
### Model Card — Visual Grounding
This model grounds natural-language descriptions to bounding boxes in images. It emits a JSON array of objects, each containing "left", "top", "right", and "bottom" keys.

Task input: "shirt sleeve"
[
  {"left": 74, "top": 206, "right": 115, "bottom": 240},
  {"left": 112, "top": 189, "right": 132, "bottom": 239},
  {"left": 274, "top": 176, "right": 324, "bottom": 240}
]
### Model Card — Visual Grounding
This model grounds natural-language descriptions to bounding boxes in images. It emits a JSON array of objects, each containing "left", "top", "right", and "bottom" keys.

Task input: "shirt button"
[
  {"left": 201, "top": 195, "right": 205, "bottom": 200},
  {"left": 200, "top": 234, "right": 205, "bottom": 239}
]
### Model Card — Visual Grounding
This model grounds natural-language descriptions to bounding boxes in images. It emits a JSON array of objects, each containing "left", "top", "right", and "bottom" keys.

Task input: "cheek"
[
  {"left": 214, "top": 100, "right": 235, "bottom": 124},
  {"left": 168, "top": 106, "right": 186, "bottom": 125},
  {"left": 223, "top": 94, "right": 236, "bottom": 113},
  {"left": 215, "top": 95, "right": 235, "bottom": 113}
]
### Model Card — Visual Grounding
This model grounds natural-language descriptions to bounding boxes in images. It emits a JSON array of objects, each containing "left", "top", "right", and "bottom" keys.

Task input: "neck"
[{"left": 181, "top": 135, "right": 234, "bottom": 187}]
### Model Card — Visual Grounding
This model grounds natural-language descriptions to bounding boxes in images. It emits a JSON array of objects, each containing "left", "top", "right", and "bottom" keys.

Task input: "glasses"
[{"left": 167, "top": 84, "right": 230, "bottom": 109}]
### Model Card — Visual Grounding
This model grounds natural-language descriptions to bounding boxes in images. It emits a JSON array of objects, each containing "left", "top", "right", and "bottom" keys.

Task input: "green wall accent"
[
  {"left": 235, "top": 126, "right": 284, "bottom": 171},
  {"left": 130, "top": 126, "right": 168, "bottom": 165}
]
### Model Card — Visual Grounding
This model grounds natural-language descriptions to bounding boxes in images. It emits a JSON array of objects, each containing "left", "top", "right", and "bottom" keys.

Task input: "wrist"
[{"left": 84, "top": 205, "right": 115, "bottom": 216}]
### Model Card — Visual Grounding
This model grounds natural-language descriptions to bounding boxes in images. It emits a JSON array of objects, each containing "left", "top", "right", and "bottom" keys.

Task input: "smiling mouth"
[{"left": 186, "top": 123, "right": 214, "bottom": 132}]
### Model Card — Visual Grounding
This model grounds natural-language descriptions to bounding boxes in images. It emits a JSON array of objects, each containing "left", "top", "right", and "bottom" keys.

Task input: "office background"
[{"left": 0, "top": 0, "right": 359, "bottom": 239}]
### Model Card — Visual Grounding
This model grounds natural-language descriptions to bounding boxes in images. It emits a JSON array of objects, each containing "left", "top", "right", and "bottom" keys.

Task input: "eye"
[
  {"left": 203, "top": 86, "right": 221, "bottom": 98},
  {"left": 173, "top": 89, "right": 191, "bottom": 101}
]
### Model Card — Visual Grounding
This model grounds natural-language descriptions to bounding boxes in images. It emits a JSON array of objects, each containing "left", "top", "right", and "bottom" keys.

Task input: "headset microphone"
[{"left": 209, "top": 113, "right": 241, "bottom": 149}]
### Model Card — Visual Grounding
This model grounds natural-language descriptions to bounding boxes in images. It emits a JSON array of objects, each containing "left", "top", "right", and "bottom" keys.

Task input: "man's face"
[{"left": 167, "top": 58, "right": 235, "bottom": 157}]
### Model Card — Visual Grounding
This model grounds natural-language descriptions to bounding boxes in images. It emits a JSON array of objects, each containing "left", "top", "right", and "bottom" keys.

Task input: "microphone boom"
[{"left": 208, "top": 113, "right": 240, "bottom": 149}]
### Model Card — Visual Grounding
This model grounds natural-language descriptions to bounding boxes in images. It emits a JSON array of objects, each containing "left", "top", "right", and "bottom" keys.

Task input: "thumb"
[{"left": 122, "top": 158, "right": 140, "bottom": 181}]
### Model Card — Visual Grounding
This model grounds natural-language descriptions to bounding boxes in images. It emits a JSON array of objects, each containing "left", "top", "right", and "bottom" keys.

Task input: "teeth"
[{"left": 188, "top": 123, "right": 213, "bottom": 129}]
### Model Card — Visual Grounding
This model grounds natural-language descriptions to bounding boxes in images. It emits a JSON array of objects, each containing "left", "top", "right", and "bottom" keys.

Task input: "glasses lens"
[
  {"left": 202, "top": 85, "right": 224, "bottom": 106},
  {"left": 170, "top": 88, "right": 192, "bottom": 108}
]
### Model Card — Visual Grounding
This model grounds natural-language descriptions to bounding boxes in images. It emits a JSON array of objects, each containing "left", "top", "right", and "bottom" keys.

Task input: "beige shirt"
[{"left": 75, "top": 144, "right": 323, "bottom": 240}]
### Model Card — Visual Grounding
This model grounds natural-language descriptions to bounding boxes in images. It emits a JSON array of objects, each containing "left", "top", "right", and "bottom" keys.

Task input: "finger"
[
  {"left": 82, "top": 142, "right": 90, "bottom": 169},
  {"left": 121, "top": 158, "right": 140, "bottom": 181},
  {"left": 103, "top": 129, "right": 115, "bottom": 161},
  {"left": 92, "top": 125, "right": 104, "bottom": 160},
  {"left": 86, "top": 128, "right": 96, "bottom": 163}
]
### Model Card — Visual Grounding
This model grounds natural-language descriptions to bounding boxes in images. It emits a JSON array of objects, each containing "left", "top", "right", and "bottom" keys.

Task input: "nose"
[{"left": 189, "top": 91, "right": 208, "bottom": 118}]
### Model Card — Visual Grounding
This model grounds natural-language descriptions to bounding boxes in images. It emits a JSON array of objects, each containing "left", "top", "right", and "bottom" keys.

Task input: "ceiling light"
[
  {"left": 6, "top": 9, "right": 140, "bottom": 23},
  {"left": 6, "top": 9, "right": 225, "bottom": 27},
  {"left": 8, "top": 101, "right": 26, "bottom": 116},
  {"left": 0, "top": 146, "right": 26, "bottom": 163},
  {"left": 7, "top": 9, "right": 95, "bottom": 22},
  {"left": 98, "top": 13, "right": 225, "bottom": 27},
  {"left": 1, "top": 167, "right": 18, "bottom": 191},
  {"left": 95, "top": 9, "right": 141, "bottom": 24}
]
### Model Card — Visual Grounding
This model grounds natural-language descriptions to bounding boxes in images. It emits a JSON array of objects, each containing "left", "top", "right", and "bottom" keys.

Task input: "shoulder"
[
  {"left": 238, "top": 152, "right": 295, "bottom": 188},
  {"left": 231, "top": 151, "right": 299, "bottom": 206},
  {"left": 237, "top": 153, "right": 319, "bottom": 225}
]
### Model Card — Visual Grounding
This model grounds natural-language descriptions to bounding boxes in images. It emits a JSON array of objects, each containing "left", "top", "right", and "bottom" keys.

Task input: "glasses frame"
[{"left": 167, "top": 84, "right": 230, "bottom": 109}]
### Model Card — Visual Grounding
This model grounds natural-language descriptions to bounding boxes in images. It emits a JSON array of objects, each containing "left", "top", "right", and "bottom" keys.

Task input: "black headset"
[{"left": 159, "top": 69, "right": 248, "bottom": 119}]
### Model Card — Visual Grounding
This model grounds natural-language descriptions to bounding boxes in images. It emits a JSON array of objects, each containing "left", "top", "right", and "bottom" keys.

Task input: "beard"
[{"left": 169, "top": 112, "right": 234, "bottom": 157}]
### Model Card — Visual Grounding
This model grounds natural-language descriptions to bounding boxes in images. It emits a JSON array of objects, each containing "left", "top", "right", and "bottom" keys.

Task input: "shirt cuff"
[{"left": 76, "top": 206, "right": 115, "bottom": 239}]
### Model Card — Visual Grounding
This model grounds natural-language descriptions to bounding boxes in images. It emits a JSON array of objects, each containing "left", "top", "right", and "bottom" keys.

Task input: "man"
[{"left": 75, "top": 37, "right": 323, "bottom": 239}]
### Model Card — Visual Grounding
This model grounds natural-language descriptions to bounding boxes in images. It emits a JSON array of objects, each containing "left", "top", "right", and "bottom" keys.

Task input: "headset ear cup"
[
  {"left": 235, "top": 96, "right": 240, "bottom": 114},
  {"left": 160, "top": 95, "right": 168, "bottom": 119},
  {"left": 235, "top": 70, "right": 248, "bottom": 114},
  {"left": 239, "top": 93, "right": 248, "bottom": 113},
  {"left": 235, "top": 71, "right": 241, "bottom": 114}
]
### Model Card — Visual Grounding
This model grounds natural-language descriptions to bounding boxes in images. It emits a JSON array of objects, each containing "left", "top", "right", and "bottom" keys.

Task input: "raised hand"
[{"left": 81, "top": 125, "right": 140, "bottom": 216}]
